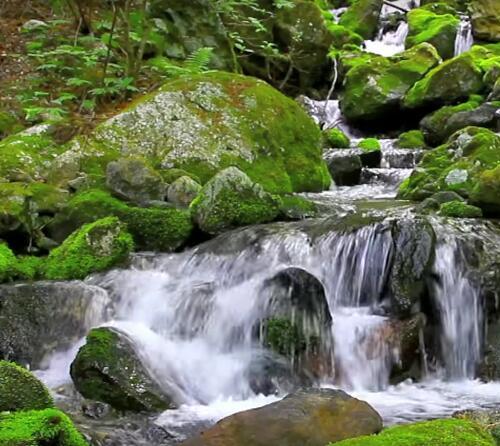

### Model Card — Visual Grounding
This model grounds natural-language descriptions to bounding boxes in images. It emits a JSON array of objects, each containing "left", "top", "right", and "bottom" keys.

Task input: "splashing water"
[
  {"left": 364, "top": 22, "right": 409, "bottom": 57},
  {"left": 454, "top": 16, "right": 474, "bottom": 56}
]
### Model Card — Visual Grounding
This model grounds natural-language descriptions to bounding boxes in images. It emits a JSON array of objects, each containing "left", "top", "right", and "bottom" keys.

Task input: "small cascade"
[
  {"left": 364, "top": 21, "right": 409, "bottom": 57},
  {"left": 454, "top": 15, "right": 474, "bottom": 56}
]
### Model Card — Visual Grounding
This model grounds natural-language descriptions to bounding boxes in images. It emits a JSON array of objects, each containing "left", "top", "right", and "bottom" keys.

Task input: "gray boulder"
[
  {"left": 167, "top": 176, "right": 201, "bottom": 207},
  {"left": 324, "top": 149, "right": 362, "bottom": 186}
]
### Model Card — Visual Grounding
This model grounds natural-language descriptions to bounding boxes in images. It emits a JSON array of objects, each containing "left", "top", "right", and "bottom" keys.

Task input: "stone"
[
  {"left": 324, "top": 149, "right": 362, "bottom": 185},
  {"left": 71, "top": 327, "right": 173, "bottom": 412},
  {"left": 181, "top": 388, "right": 383, "bottom": 446},
  {"left": 439, "top": 200, "right": 483, "bottom": 217},
  {"left": 339, "top": 0, "right": 384, "bottom": 39},
  {"left": 106, "top": 158, "right": 166, "bottom": 204},
  {"left": 278, "top": 195, "right": 317, "bottom": 220},
  {"left": 470, "top": 0, "right": 500, "bottom": 42},
  {"left": 190, "top": 167, "right": 281, "bottom": 234},
  {"left": 167, "top": 176, "right": 202, "bottom": 207},
  {"left": 0, "top": 281, "right": 108, "bottom": 368}
]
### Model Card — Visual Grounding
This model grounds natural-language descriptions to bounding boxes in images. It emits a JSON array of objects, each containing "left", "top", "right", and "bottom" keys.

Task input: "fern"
[{"left": 184, "top": 47, "right": 214, "bottom": 74}]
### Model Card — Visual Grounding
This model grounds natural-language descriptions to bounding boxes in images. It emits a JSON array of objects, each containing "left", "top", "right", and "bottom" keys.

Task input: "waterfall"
[
  {"left": 364, "top": 21, "right": 409, "bottom": 57},
  {"left": 454, "top": 16, "right": 474, "bottom": 56}
]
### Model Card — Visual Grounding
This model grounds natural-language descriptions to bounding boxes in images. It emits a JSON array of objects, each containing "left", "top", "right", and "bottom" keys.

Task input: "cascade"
[
  {"left": 364, "top": 21, "right": 409, "bottom": 57},
  {"left": 454, "top": 15, "right": 474, "bottom": 56}
]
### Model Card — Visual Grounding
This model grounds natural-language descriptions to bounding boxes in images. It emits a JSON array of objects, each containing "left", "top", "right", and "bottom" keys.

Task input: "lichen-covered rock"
[
  {"left": 70, "top": 327, "right": 173, "bottom": 412},
  {"left": 0, "top": 408, "right": 89, "bottom": 446},
  {"left": 439, "top": 200, "right": 483, "bottom": 217},
  {"left": 339, "top": 0, "right": 383, "bottom": 39},
  {"left": 406, "top": 6, "right": 459, "bottom": 59},
  {"left": 182, "top": 388, "right": 383, "bottom": 446},
  {"left": 341, "top": 43, "right": 441, "bottom": 123},
  {"left": 0, "top": 361, "right": 53, "bottom": 411},
  {"left": 106, "top": 158, "right": 166, "bottom": 204},
  {"left": 470, "top": 0, "right": 500, "bottom": 42},
  {"left": 44, "top": 217, "right": 133, "bottom": 280},
  {"left": 404, "top": 53, "right": 484, "bottom": 109},
  {"left": 50, "top": 190, "right": 193, "bottom": 252},
  {"left": 398, "top": 127, "right": 500, "bottom": 209},
  {"left": 332, "top": 418, "right": 495, "bottom": 446},
  {"left": 190, "top": 167, "right": 281, "bottom": 234},
  {"left": 167, "top": 176, "right": 202, "bottom": 207},
  {"left": 61, "top": 72, "right": 330, "bottom": 194}
]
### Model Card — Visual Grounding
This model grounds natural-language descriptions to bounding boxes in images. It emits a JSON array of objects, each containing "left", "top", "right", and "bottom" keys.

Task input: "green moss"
[
  {"left": 359, "top": 138, "right": 381, "bottom": 151},
  {"left": 14, "top": 256, "right": 45, "bottom": 281},
  {"left": 0, "top": 409, "right": 88, "bottom": 446},
  {"left": 471, "top": 165, "right": 500, "bottom": 214},
  {"left": 397, "top": 130, "right": 426, "bottom": 148},
  {"left": 332, "top": 418, "right": 495, "bottom": 445},
  {"left": 325, "top": 128, "right": 351, "bottom": 148},
  {"left": 53, "top": 190, "right": 193, "bottom": 252},
  {"left": 264, "top": 317, "right": 306, "bottom": 357},
  {"left": 44, "top": 216, "right": 133, "bottom": 280},
  {"left": 406, "top": 6, "right": 460, "bottom": 59},
  {"left": 0, "top": 243, "right": 17, "bottom": 283},
  {"left": 439, "top": 200, "right": 483, "bottom": 217},
  {"left": 0, "top": 111, "right": 23, "bottom": 138},
  {"left": 278, "top": 195, "right": 318, "bottom": 220},
  {"left": 327, "top": 23, "right": 364, "bottom": 49},
  {"left": 339, "top": 0, "right": 383, "bottom": 39},
  {"left": 0, "top": 361, "right": 53, "bottom": 412}
]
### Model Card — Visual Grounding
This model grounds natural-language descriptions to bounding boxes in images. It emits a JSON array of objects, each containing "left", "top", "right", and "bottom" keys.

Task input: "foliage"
[{"left": 264, "top": 317, "right": 306, "bottom": 357}]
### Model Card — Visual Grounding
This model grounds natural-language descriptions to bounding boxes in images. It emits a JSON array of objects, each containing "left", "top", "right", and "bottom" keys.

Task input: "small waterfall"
[
  {"left": 364, "top": 21, "right": 409, "bottom": 57},
  {"left": 454, "top": 16, "right": 474, "bottom": 56}
]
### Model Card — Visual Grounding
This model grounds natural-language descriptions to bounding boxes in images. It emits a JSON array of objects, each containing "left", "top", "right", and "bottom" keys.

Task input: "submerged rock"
[
  {"left": 190, "top": 167, "right": 281, "bottom": 235},
  {"left": 0, "top": 281, "right": 107, "bottom": 368},
  {"left": 71, "top": 327, "right": 173, "bottom": 412},
  {"left": 181, "top": 388, "right": 383, "bottom": 446}
]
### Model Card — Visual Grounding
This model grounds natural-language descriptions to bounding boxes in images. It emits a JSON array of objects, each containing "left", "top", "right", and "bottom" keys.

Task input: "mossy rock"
[
  {"left": 190, "top": 167, "right": 281, "bottom": 234},
  {"left": 61, "top": 72, "right": 330, "bottom": 194},
  {"left": 341, "top": 43, "right": 441, "bottom": 123},
  {"left": 404, "top": 53, "right": 484, "bottom": 109},
  {"left": 406, "top": 6, "right": 459, "bottom": 60},
  {"left": 470, "top": 165, "right": 500, "bottom": 214},
  {"left": 439, "top": 200, "right": 483, "bottom": 217},
  {"left": 358, "top": 138, "right": 381, "bottom": 151},
  {"left": 332, "top": 418, "right": 496, "bottom": 445},
  {"left": 325, "top": 128, "right": 351, "bottom": 148},
  {"left": 470, "top": 0, "right": 500, "bottom": 43},
  {"left": 0, "top": 361, "right": 53, "bottom": 412},
  {"left": 397, "top": 130, "right": 426, "bottom": 148},
  {"left": 50, "top": 190, "right": 193, "bottom": 252},
  {"left": 167, "top": 176, "right": 202, "bottom": 207},
  {"left": 339, "top": 0, "right": 383, "bottom": 39},
  {"left": 0, "top": 408, "right": 88, "bottom": 446},
  {"left": 44, "top": 217, "right": 133, "bottom": 280},
  {"left": 70, "top": 327, "right": 172, "bottom": 412},
  {"left": 278, "top": 195, "right": 318, "bottom": 220},
  {"left": 398, "top": 127, "right": 500, "bottom": 208},
  {"left": 0, "top": 243, "right": 18, "bottom": 283},
  {"left": 327, "top": 24, "right": 364, "bottom": 49}
]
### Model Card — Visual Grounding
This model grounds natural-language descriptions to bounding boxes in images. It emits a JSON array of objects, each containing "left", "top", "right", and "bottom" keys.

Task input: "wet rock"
[
  {"left": 339, "top": 0, "right": 384, "bottom": 39},
  {"left": 470, "top": 0, "right": 500, "bottom": 42},
  {"left": 167, "top": 176, "right": 202, "bottom": 207},
  {"left": 416, "top": 191, "right": 466, "bottom": 213},
  {"left": 388, "top": 218, "right": 435, "bottom": 317},
  {"left": 71, "top": 327, "right": 173, "bottom": 412},
  {"left": 181, "top": 388, "right": 383, "bottom": 446},
  {"left": 439, "top": 200, "right": 483, "bottom": 218},
  {"left": 0, "top": 281, "right": 108, "bottom": 368},
  {"left": 325, "top": 149, "right": 362, "bottom": 186},
  {"left": 259, "top": 267, "right": 333, "bottom": 380},
  {"left": 191, "top": 167, "right": 281, "bottom": 235},
  {"left": 278, "top": 195, "right": 318, "bottom": 221},
  {"left": 106, "top": 158, "right": 166, "bottom": 204}
]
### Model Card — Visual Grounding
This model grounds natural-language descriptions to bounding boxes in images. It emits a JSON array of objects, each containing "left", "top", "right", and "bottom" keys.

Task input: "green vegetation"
[
  {"left": 278, "top": 195, "right": 318, "bottom": 220},
  {"left": 0, "top": 409, "right": 88, "bottom": 446},
  {"left": 359, "top": 138, "right": 381, "bottom": 152},
  {"left": 44, "top": 216, "right": 133, "bottom": 280},
  {"left": 440, "top": 201, "right": 483, "bottom": 218},
  {"left": 264, "top": 317, "right": 306, "bottom": 357},
  {"left": 339, "top": 0, "right": 383, "bottom": 39},
  {"left": 325, "top": 128, "right": 351, "bottom": 148},
  {"left": 0, "top": 361, "right": 53, "bottom": 412},
  {"left": 397, "top": 130, "right": 426, "bottom": 149},
  {"left": 332, "top": 418, "right": 495, "bottom": 445},
  {"left": 0, "top": 244, "right": 18, "bottom": 283}
]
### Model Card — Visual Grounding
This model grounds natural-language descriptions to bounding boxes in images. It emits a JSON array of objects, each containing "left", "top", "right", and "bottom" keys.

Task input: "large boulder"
[
  {"left": 0, "top": 361, "right": 53, "bottom": 412},
  {"left": 44, "top": 216, "right": 134, "bottom": 281},
  {"left": 339, "top": 0, "right": 383, "bottom": 39},
  {"left": 470, "top": 0, "right": 500, "bottom": 42},
  {"left": 181, "top": 388, "right": 383, "bottom": 446},
  {"left": 334, "top": 418, "right": 495, "bottom": 445},
  {"left": 71, "top": 327, "right": 173, "bottom": 412},
  {"left": 340, "top": 44, "right": 441, "bottom": 123},
  {"left": 404, "top": 53, "right": 484, "bottom": 109},
  {"left": 398, "top": 127, "right": 500, "bottom": 213},
  {"left": 406, "top": 5, "right": 459, "bottom": 60},
  {"left": 54, "top": 72, "right": 330, "bottom": 194},
  {"left": 324, "top": 149, "right": 363, "bottom": 185},
  {"left": 190, "top": 167, "right": 281, "bottom": 234},
  {"left": 0, "top": 281, "right": 108, "bottom": 368}
]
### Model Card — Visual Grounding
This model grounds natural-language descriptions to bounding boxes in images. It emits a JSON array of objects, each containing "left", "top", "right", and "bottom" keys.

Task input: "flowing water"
[
  {"left": 364, "top": 21, "right": 409, "bottom": 57},
  {"left": 454, "top": 15, "right": 474, "bottom": 56}
]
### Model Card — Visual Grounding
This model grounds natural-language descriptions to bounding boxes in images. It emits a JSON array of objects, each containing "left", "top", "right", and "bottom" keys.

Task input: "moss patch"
[
  {"left": 325, "top": 128, "right": 351, "bottom": 148},
  {"left": 359, "top": 138, "right": 381, "bottom": 152},
  {"left": 397, "top": 130, "right": 426, "bottom": 148},
  {"left": 440, "top": 200, "right": 483, "bottom": 217}
]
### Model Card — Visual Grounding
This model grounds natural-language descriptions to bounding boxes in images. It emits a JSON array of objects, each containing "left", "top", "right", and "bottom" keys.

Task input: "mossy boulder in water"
[
  {"left": 65, "top": 72, "right": 330, "bottom": 194},
  {"left": 397, "top": 130, "right": 426, "bottom": 148},
  {"left": 332, "top": 418, "right": 496, "bottom": 446},
  {"left": 406, "top": 6, "right": 459, "bottom": 59},
  {"left": 338, "top": 0, "right": 383, "bottom": 39},
  {"left": 324, "top": 150, "right": 362, "bottom": 185},
  {"left": 0, "top": 361, "right": 53, "bottom": 412},
  {"left": 278, "top": 195, "right": 318, "bottom": 220},
  {"left": 324, "top": 128, "right": 351, "bottom": 148},
  {"left": 470, "top": 0, "right": 500, "bottom": 42},
  {"left": 0, "top": 408, "right": 88, "bottom": 446},
  {"left": 182, "top": 389, "right": 383, "bottom": 446},
  {"left": 340, "top": 43, "right": 441, "bottom": 123},
  {"left": 44, "top": 217, "right": 133, "bottom": 280},
  {"left": 50, "top": 190, "right": 193, "bottom": 252},
  {"left": 190, "top": 167, "right": 281, "bottom": 234},
  {"left": 439, "top": 200, "right": 483, "bottom": 217},
  {"left": 71, "top": 327, "right": 173, "bottom": 412}
]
